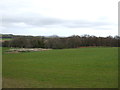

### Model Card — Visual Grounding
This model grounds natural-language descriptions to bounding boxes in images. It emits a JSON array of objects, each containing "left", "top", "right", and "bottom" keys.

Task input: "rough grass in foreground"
[{"left": 2, "top": 47, "right": 118, "bottom": 88}]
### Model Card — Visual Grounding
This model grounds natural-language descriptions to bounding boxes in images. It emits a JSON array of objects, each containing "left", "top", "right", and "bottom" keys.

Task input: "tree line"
[{"left": 2, "top": 34, "right": 120, "bottom": 49}]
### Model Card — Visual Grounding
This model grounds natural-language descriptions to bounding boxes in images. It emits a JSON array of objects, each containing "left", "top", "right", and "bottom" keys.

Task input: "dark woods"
[{"left": 2, "top": 34, "right": 120, "bottom": 49}]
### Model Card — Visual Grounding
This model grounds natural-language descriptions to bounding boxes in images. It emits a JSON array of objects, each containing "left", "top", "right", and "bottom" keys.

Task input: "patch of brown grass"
[{"left": 3, "top": 78, "right": 31, "bottom": 88}]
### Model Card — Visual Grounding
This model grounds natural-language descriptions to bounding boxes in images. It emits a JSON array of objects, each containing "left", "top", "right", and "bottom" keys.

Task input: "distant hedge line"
[{"left": 2, "top": 35, "right": 120, "bottom": 49}]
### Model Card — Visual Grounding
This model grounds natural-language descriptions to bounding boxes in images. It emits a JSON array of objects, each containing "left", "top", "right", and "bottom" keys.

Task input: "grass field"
[
  {"left": 0, "top": 38, "right": 12, "bottom": 41},
  {"left": 2, "top": 47, "right": 118, "bottom": 88}
]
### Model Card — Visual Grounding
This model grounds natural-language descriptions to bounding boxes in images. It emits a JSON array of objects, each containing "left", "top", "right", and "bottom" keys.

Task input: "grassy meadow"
[
  {"left": 0, "top": 38, "right": 12, "bottom": 41},
  {"left": 2, "top": 47, "right": 118, "bottom": 88}
]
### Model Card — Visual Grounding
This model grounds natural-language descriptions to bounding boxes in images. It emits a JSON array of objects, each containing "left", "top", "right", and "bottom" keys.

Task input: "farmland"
[
  {"left": 0, "top": 38, "right": 12, "bottom": 43},
  {"left": 0, "top": 38, "right": 12, "bottom": 40},
  {"left": 2, "top": 47, "right": 118, "bottom": 88}
]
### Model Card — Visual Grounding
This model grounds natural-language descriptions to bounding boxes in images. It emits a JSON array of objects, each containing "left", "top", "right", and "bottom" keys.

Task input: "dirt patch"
[{"left": 6, "top": 48, "right": 52, "bottom": 53}]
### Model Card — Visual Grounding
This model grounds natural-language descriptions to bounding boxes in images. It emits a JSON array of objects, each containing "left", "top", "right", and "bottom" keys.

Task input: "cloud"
[
  {"left": 2, "top": 12, "right": 114, "bottom": 30},
  {"left": 62, "top": 20, "right": 114, "bottom": 29},
  {"left": 0, "top": 0, "right": 118, "bottom": 37}
]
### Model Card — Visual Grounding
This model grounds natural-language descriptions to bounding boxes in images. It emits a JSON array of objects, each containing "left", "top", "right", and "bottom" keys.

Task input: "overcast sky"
[{"left": 0, "top": 0, "right": 119, "bottom": 37}]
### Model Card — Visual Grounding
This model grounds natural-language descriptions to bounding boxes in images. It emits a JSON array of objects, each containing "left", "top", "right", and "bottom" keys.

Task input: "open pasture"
[{"left": 2, "top": 47, "right": 118, "bottom": 88}]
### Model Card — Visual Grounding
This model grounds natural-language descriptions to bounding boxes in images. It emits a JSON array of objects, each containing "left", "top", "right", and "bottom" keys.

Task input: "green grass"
[
  {"left": 2, "top": 47, "right": 118, "bottom": 88},
  {"left": 0, "top": 47, "right": 1, "bottom": 89},
  {"left": 0, "top": 38, "right": 12, "bottom": 41}
]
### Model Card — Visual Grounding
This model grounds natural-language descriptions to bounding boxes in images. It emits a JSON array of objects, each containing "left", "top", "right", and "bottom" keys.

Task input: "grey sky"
[{"left": 0, "top": 0, "right": 119, "bottom": 37}]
